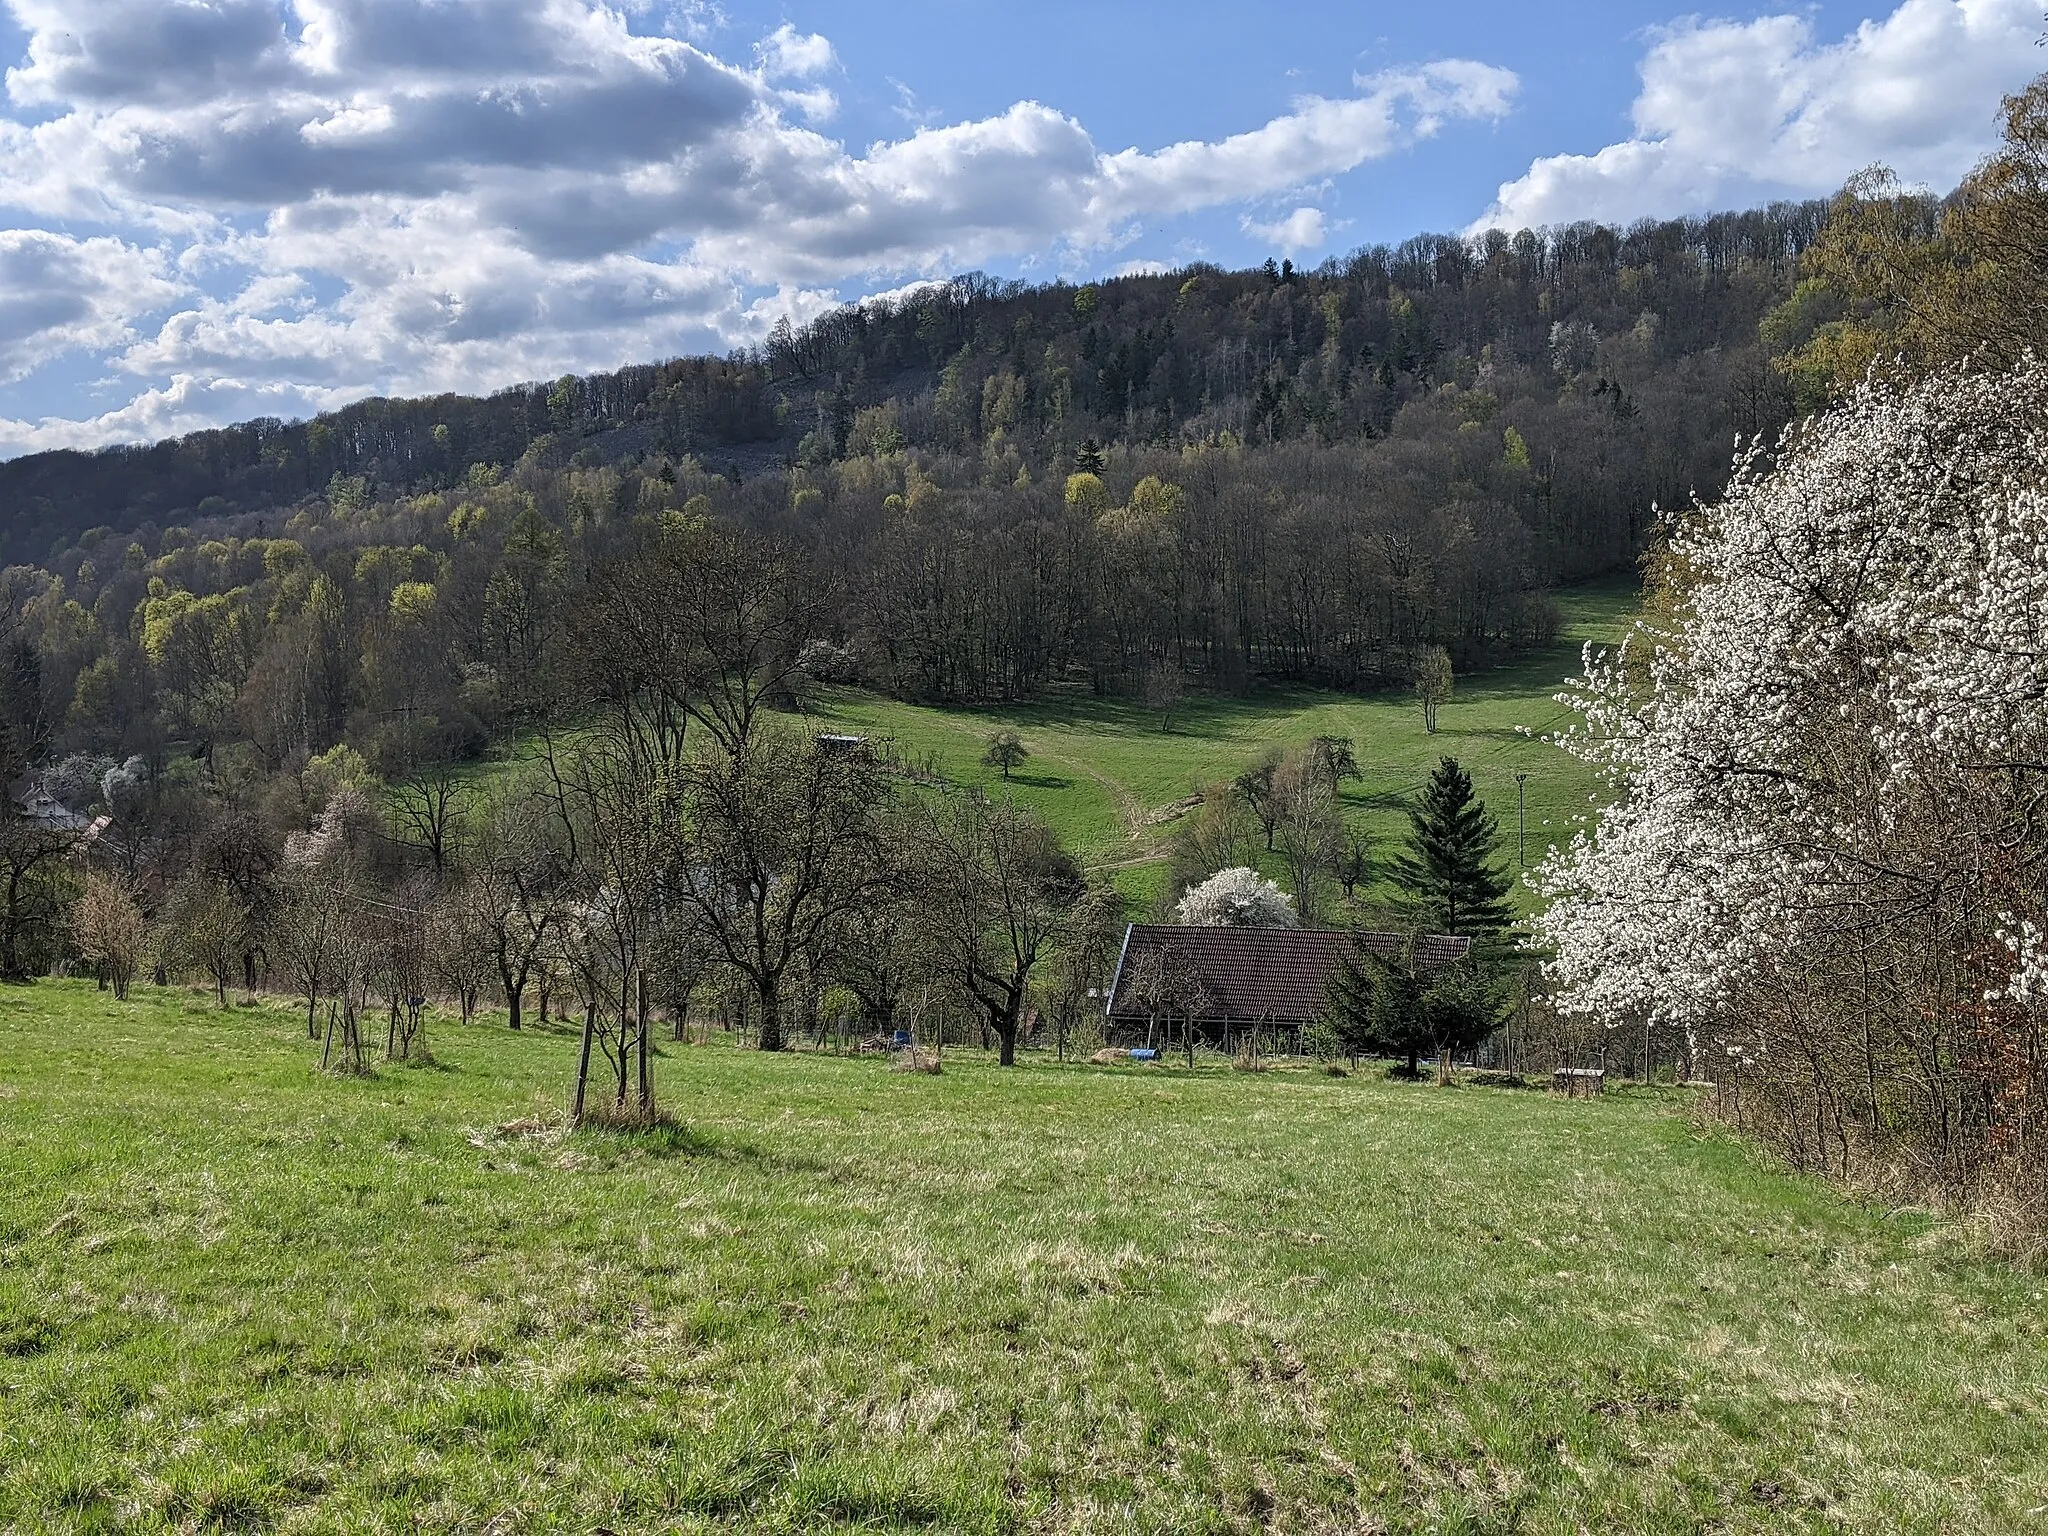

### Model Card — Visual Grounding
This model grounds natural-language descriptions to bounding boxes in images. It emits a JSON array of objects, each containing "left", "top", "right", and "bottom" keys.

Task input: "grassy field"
[
  {"left": 810, "top": 583, "right": 1635, "bottom": 907},
  {"left": 2, "top": 981, "right": 2044, "bottom": 1533}
]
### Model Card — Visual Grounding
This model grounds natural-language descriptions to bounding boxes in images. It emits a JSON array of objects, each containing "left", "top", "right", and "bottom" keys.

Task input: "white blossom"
[
  {"left": 1175, "top": 866, "right": 1299, "bottom": 928},
  {"left": 1533, "top": 361, "right": 2048, "bottom": 1031}
]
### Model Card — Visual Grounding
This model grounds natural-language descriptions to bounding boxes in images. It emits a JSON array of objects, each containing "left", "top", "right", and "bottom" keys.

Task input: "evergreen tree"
[
  {"left": 1395, "top": 757, "right": 1514, "bottom": 936},
  {"left": 1324, "top": 942, "right": 1508, "bottom": 1080}
]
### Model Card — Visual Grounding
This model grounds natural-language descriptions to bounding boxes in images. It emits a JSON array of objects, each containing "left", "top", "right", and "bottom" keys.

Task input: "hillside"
[
  {"left": 0, "top": 204, "right": 1829, "bottom": 823},
  {"left": 0, "top": 204, "right": 1824, "bottom": 571},
  {"left": 801, "top": 581, "right": 1635, "bottom": 907},
  {"left": 1, "top": 981, "right": 2040, "bottom": 1532}
]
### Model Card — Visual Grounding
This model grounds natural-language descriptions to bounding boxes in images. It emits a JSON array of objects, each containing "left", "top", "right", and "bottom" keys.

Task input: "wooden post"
[
  {"left": 636, "top": 969, "right": 651, "bottom": 1115},
  {"left": 573, "top": 998, "right": 596, "bottom": 1123}
]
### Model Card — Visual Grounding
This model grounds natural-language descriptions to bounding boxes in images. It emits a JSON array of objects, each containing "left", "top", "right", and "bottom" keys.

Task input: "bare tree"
[
  {"left": 319, "top": 902, "right": 377, "bottom": 1076},
  {"left": 1271, "top": 748, "right": 1343, "bottom": 923},
  {"left": 913, "top": 793, "right": 1085, "bottom": 1066},
  {"left": 274, "top": 785, "right": 381, "bottom": 1037},
  {"left": 1045, "top": 882, "right": 1125, "bottom": 1062},
  {"left": 387, "top": 765, "right": 472, "bottom": 877},
  {"left": 671, "top": 726, "right": 894, "bottom": 1053},
  {"left": 555, "top": 749, "right": 680, "bottom": 1121},
  {"left": 1413, "top": 645, "right": 1453, "bottom": 734},
  {"left": 69, "top": 871, "right": 146, "bottom": 999},
  {"left": 376, "top": 879, "right": 435, "bottom": 1062},
  {"left": 432, "top": 882, "right": 495, "bottom": 1024},
  {"left": 1234, "top": 748, "right": 1285, "bottom": 852},
  {"left": 981, "top": 729, "right": 1028, "bottom": 781},
  {"left": 0, "top": 818, "right": 78, "bottom": 980},
  {"left": 160, "top": 876, "right": 252, "bottom": 1007},
  {"left": 466, "top": 779, "right": 566, "bottom": 1031},
  {"left": 570, "top": 520, "right": 822, "bottom": 769},
  {"left": 1121, "top": 938, "right": 1211, "bottom": 1062}
]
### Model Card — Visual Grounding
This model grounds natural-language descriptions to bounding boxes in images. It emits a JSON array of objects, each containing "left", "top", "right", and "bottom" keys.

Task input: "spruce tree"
[{"left": 1395, "top": 757, "right": 1514, "bottom": 936}]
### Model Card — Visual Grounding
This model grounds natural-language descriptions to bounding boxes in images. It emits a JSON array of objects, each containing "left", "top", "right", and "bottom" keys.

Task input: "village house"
[{"left": 1103, "top": 924, "right": 1472, "bottom": 1053}]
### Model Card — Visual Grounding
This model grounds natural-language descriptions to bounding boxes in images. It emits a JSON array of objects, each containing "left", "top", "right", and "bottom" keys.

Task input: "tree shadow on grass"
[
  {"left": 570, "top": 1117, "right": 827, "bottom": 1175},
  {"left": 997, "top": 772, "right": 1072, "bottom": 790}
]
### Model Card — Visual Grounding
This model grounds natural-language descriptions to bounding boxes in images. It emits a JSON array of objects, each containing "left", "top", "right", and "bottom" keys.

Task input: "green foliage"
[
  {"left": 1395, "top": 756, "right": 1514, "bottom": 936},
  {"left": 1299, "top": 1013, "right": 1342, "bottom": 1063},
  {"left": 980, "top": 729, "right": 1028, "bottom": 780},
  {"left": 1324, "top": 947, "right": 1507, "bottom": 1075}
]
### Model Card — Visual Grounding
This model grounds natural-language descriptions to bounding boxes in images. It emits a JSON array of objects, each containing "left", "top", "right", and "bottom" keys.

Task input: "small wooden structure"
[
  {"left": 814, "top": 733, "right": 874, "bottom": 761},
  {"left": 1552, "top": 1067, "right": 1606, "bottom": 1099}
]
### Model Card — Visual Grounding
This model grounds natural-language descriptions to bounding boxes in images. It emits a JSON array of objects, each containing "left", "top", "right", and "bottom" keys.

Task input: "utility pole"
[{"left": 1515, "top": 772, "right": 1529, "bottom": 869}]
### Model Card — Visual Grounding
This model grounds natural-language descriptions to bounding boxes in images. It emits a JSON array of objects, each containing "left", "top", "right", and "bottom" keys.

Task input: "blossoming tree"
[{"left": 1534, "top": 362, "right": 2048, "bottom": 1223}]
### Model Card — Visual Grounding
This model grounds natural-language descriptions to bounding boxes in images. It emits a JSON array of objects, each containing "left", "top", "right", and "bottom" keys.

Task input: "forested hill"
[
  {"left": 4, "top": 202, "right": 1828, "bottom": 566},
  {"left": 0, "top": 200, "right": 1834, "bottom": 774}
]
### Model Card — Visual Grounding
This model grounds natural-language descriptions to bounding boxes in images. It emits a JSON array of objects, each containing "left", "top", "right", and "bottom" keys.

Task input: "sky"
[{"left": 0, "top": 0, "right": 2037, "bottom": 459}]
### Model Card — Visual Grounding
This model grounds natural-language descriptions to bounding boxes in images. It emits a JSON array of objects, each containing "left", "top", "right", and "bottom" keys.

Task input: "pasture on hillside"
[
  {"left": 808, "top": 583, "right": 1633, "bottom": 907},
  {"left": 1, "top": 980, "right": 2042, "bottom": 1533}
]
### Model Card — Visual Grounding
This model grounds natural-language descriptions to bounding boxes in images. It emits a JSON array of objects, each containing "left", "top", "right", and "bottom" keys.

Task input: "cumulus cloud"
[
  {"left": 1241, "top": 206, "right": 1333, "bottom": 255},
  {"left": 0, "top": 230, "right": 182, "bottom": 381},
  {"left": 756, "top": 23, "right": 834, "bottom": 80},
  {"left": 0, "top": 372, "right": 362, "bottom": 458},
  {"left": 0, "top": 0, "right": 1517, "bottom": 454},
  {"left": 1477, "top": 0, "right": 2039, "bottom": 231}
]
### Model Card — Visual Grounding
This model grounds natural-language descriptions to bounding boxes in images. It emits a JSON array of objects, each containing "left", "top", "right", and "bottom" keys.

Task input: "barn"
[{"left": 1102, "top": 924, "right": 1472, "bottom": 1052}]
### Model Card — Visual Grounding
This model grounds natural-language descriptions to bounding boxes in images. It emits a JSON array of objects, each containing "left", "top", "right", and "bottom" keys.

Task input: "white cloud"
[
  {"left": 0, "top": 0, "right": 1517, "bottom": 454},
  {"left": 1098, "top": 63, "right": 1517, "bottom": 227},
  {"left": 1477, "top": 0, "right": 2039, "bottom": 232},
  {"left": 0, "top": 373, "right": 361, "bottom": 458},
  {"left": 1241, "top": 206, "right": 1333, "bottom": 255},
  {"left": 0, "top": 230, "right": 183, "bottom": 381},
  {"left": 756, "top": 23, "right": 834, "bottom": 80}
]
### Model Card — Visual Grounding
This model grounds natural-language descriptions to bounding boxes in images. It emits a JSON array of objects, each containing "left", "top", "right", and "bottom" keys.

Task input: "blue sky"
[{"left": 0, "top": 0, "right": 2036, "bottom": 456}]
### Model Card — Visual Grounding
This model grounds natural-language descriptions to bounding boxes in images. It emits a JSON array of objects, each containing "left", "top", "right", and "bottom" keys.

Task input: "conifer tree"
[{"left": 1395, "top": 757, "right": 1513, "bottom": 936}]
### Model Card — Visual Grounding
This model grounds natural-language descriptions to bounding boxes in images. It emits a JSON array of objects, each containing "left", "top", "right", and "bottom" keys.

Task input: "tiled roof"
[{"left": 1105, "top": 924, "right": 1472, "bottom": 1024}]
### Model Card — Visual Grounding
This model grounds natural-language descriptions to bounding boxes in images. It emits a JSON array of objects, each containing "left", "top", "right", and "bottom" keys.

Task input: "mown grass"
[
  {"left": 2, "top": 980, "right": 2043, "bottom": 1533},
  {"left": 812, "top": 582, "right": 1635, "bottom": 907}
]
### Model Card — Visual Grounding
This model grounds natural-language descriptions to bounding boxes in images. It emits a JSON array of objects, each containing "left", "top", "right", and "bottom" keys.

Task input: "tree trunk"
[
  {"left": 506, "top": 977, "right": 523, "bottom": 1032},
  {"left": 756, "top": 975, "right": 784, "bottom": 1052}
]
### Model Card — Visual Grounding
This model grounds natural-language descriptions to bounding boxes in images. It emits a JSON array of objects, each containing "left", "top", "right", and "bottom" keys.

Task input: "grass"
[
  {"left": 3, "top": 981, "right": 2045, "bottom": 1533},
  {"left": 811, "top": 582, "right": 1636, "bottom": 907}
]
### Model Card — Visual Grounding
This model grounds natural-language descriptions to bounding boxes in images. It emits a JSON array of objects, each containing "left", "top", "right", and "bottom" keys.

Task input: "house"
[
  {"left": 1102, "top": 924, "right": 1472, "bottom": 1051},
  {"left": 11, "top": 778, "right": 88, "bottom": 833},
  {"left": 8, "top": 778, "right": 109, "bottom": 849}
]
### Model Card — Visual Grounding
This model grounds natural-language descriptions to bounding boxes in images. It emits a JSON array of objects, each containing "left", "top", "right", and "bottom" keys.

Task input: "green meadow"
[
  {"left": 2, "top": 981, "right": 2043, "bottom": 1534},
  {"left": 811, "top": 583, "right": 1633, "bottom": 907}
]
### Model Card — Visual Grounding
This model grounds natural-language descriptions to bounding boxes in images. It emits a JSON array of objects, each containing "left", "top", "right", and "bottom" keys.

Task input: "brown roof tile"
[{"left": 1105, "top": 925, "right": 1472, "bottom": 1024}]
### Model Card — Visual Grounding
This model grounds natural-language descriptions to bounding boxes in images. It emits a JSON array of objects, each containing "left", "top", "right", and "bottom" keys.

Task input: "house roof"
[
  {"left": 10, "top": 778, "right": 89, "bottom": 833},
  {"left": 1105, "top": 924, "right": 1472, "bottom": 1025}
]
